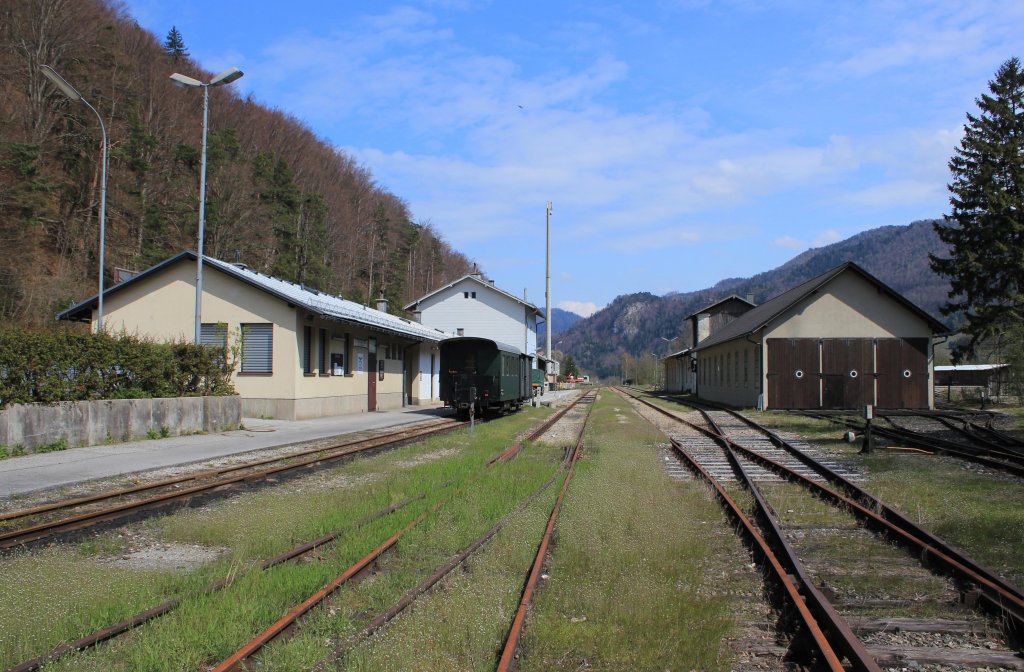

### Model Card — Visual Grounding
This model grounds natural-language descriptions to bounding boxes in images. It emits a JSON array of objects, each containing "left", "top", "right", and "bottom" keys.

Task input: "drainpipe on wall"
[{"left": 746, "top": 332, "right": 764, "bottom": 410}]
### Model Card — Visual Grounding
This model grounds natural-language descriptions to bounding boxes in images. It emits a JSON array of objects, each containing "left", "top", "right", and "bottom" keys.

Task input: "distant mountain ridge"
[
  {"left": 539, "top": 307, "right": 583, "bottom": 348},
  {"left": 558, "top": 219, "right": 952, "bottom": 379}
]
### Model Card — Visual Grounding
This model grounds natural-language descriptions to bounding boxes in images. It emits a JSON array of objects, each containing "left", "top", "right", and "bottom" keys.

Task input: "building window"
[
  {"left": 302, "top": 326, "right": 313, "bottom": 374},
  {"left": 464, "top": 292, "right": 470, "bottom": 298},
  {"left": 471, "top": 291, "right": 477, "bottom": 298},
  {"left": 319, "top": 328, "right": 328, "bottom": 374},
  {"left": 201, "top": 323, "right": 228, "bottom": 367},
  {"left": 241, "top": 323, "right": 273, "bottom": 374},
  {"left": 744, "top": 349, "right": 749, "bottom": 385}
]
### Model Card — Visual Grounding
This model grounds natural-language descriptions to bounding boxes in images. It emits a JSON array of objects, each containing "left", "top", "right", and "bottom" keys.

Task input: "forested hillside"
[
  {"left": 0, "top": 0, "right": 475, "bottom": 329},
  {"left": 559, "top": 219, "right": 953, "bottom": 380}
]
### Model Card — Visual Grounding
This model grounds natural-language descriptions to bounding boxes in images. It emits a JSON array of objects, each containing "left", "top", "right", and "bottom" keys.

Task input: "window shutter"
[
  {"left": 200, "top": 323, "right": 227, "bottom": 348},
  {"left": 242, "top": 324, "right": 273, "bottom": 373}
]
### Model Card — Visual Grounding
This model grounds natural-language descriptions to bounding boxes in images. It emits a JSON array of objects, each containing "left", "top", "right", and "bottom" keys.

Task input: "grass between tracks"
[
  {"left": 750, "top": 409, "right": 1024, "bottom": 591},
  {"left": 512, "top": 392, "right": 753, "bottom": 671},
  {"left": 0, "top": 407, "right": 555, "bottom": 671}
]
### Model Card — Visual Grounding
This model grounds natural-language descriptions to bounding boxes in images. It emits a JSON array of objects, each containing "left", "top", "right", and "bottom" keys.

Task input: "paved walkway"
[
  {"left": 0, "top": 406, "right": 448, "bottom": 498},
  {"left": 0, "top": 389, "right": 582, "bottom": 498}
]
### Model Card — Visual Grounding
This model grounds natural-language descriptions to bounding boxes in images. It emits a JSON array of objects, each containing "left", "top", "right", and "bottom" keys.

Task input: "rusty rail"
[
  {"left": 488, "top": 389, "right": 595, "bottom": 464},
  {"left": 209, "top": 398, "right": 598, "bottom": 670},
  {"left": 623, "top": 389, "right": 1024, "bottom": 647},
  {"left": 2, "top": 494, "right": 425, "bottom": 672},
  {"left": 496, "top": 391, "right": 596, "bottom": 670},
  {"left": 0, "top": 420, "right": 461, "bottom": 550},
  {"left": 668, "top": 436, "right": 859, "bottom": 671}
]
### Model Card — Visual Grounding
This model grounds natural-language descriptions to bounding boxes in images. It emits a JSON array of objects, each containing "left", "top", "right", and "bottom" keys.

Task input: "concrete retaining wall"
[{"left": 0, "top": 396, "right": 241, "bottom": 452}]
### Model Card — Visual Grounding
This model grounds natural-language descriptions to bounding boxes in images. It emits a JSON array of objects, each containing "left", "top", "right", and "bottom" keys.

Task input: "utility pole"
[{"left": 545, "top": 201, "right": 553, "bottom": 387}]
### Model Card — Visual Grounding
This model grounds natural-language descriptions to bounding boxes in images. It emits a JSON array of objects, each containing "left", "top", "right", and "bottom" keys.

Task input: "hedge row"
[{"left": 0, "top": 329, "right": 236, "bottom": 409}]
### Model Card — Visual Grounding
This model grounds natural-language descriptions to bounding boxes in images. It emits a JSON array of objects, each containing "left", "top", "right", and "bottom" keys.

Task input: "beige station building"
[
  {"left": 663, "top": 262, "right": 948, "bottom": 410},
  {"left": 58, "top": 251, "right": 450, "bottom": 420}
]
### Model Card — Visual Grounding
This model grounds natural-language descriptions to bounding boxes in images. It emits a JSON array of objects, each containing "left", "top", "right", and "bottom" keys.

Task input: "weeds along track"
[
  {"left": 796, "top": 409, "right": 1024, "bottom": 478},
  {"left": 0, "top": 418, "right": 462, "bottom": 551},
  {"left": 619, "top": 388, "right": 1024, "bottom": 671},
  {"left": 2, "top": 396, "right": 596, "bottom": 672},
  {"left": 214, "top": 389, "right": 596, "bottom": 672}
]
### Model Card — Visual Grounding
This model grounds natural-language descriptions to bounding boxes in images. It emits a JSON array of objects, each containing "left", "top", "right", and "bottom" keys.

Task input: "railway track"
[
  {"left": 796, "top": 409, "right": 1024, "bottom": 478},
  {"left": 0, "top": 418, "right": 464, "bottom": 551},
  {"left": 620, "top": 388, "right": 1024, "bottom": 671},
  {"left": 4, "top": 392, "right": 593, "bottom": 672},
  {"left": 216, "top": 389, "right": 597, "bottom": 671}
]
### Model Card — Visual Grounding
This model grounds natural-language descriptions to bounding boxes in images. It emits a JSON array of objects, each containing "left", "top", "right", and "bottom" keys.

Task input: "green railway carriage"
[{"left": 440, "top": 337, "right": 531, "bottom": 420}]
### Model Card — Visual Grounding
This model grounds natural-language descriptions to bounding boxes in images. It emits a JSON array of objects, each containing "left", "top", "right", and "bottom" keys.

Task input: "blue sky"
[{"left": 122, "top": 0, "right": 1023, "bottom": 317}]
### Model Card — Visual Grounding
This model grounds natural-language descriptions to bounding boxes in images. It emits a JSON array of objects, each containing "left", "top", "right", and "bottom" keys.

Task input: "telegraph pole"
[{"left": 545, "top": 201, "right": 553, "bottom": 378}]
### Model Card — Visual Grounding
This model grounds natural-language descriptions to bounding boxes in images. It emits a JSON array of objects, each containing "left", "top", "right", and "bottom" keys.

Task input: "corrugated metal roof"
[
  {"left": 57, "top": 251, "right": 451, "bottom": 342},
  {"left": 934, "top": 364, "right": 1008, "bottom": 372}
]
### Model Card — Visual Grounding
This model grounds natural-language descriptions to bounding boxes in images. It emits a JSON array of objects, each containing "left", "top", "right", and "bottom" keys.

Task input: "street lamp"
[
  {"left": 40, "top": 65, "right": 108, "bottom": 333},
  {"left": 169, "top": 67, "right": 244, "bottom": 343}
]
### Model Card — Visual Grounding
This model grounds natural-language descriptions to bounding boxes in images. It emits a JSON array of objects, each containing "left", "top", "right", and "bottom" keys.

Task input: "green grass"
[
  {"left": 516, "top": 392, "right": 751, "bottom": 671},
  {"left": 0, "top": 407, "right": 559, "bottom": 670},
  {"left": 861, "top": 450, "right": 1024, "bottom": 588}
]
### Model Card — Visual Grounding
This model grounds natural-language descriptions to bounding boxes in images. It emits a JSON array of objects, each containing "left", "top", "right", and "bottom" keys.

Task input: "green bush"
[{"left": 0, "top": 328, "right": 236, "bottom": 409}]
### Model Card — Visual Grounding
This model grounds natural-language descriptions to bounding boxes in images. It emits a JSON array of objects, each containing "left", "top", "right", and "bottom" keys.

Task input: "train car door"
[{"left": 368, "top": 338, "right": 377, "bottom": 412}]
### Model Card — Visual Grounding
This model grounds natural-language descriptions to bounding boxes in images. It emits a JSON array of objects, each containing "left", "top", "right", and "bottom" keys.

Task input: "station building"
[
  {"left": 403, "top": 272, "right": 545, "bottom": 370},
  {"left": 663, "top": 295, "right": 756, "bottom": 394},
  {"left": 57, "top": 251, "right": 450, "bottom": 420},
  {"left": 691, "top": 262, "right": 948, "bottom": 410}
]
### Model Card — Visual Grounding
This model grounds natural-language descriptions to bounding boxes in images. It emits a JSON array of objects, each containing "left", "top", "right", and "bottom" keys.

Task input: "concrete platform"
[
  {"left": 0, "top": 388, "right": 584, "bottom": 499},
  {"left": 0, "top": 405, "right": 449, "bottom": 498}
]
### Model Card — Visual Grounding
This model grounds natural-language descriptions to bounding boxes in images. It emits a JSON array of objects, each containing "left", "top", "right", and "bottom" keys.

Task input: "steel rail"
[
  {"left": 715, "top": 425, "right": 1024, "bottom": 643},
  {"left": 707, "top": 403, "right": 1024, "bottom": 607},
  {"left": 6, "top": 408, "right": 582, "bottom": 671},
  {"left": 795, "top": 410, "right": 1024, "bottom": 477},
  {"left": 2, "top": 493, "right": 425, "bottom": 672},
  {"left": 310, "top": 422, "right": 586, "bottom": 672},
  {"left": 0, "top": 419, "right": 457, "bottom": 524},
  {"left": 495, "top": 390, "right": 595, "bottom": 671},
  {"left": 211, "top": 401, "right": 596, "bottom": 671},
  {"left": 630, "top": 391, "right": 1024, "bottom": 644},
  {"left": 661, "top": 437, "right": 850, "bottom": 671},
  {"left": 926, "top": 415, "right": 1024, "bottom": 456},
  {"left": 488, "top": 389, "right": 595, "bottom": 464},
  {"left": 0, "top": 421, "right": 462, "bottom": 550},
  {"left": 211, "top": 512, "right": 430, "bottom": 672},
  {"left": 622, "top": 390, "right": 1024, "bottom": 642}
]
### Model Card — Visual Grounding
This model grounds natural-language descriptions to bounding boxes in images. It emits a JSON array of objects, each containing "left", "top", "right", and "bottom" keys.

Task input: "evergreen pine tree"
[
  {"left": 163, "top": 26, "right": 189, "bottom": 61},
  {"left": 931, "top": 57, "right": 1024, "bottom": 355}
]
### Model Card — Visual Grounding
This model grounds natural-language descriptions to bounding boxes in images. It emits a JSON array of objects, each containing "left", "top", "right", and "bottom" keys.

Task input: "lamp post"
[
  {"left": 40, "top": 65, "right": 108, "bottom": 333},
  {"left": 169, "top": 67, "right": 244, "bottom": 343}
]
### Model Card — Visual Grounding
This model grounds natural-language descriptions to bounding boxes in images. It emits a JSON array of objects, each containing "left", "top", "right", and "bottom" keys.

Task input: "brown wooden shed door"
[
  {"left": 821, "top": 339, "right": 874, "bottom": 409},
  {"left": 766, "top": 339, "right": 819, "bottom": 409},
  {"left": 876, "top": 338, "right": 928, "bottom": 409}
]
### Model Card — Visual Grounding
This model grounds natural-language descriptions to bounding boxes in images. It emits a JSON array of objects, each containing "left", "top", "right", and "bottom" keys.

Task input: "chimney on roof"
[
  {"left": 412, "top": 309, "right": 422, "bottom": 323},
  {"left": 746, "top": 293, "right": 755, "bottom": 305},
  {"left": 376, "top": 291, "right": 388, "bottom": 313}
]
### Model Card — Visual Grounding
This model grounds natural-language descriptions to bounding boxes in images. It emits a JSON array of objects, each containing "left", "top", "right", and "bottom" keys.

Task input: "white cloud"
[
  {"left": 558, "top": 300, "right": 600, "bottom": 318},
  {"left": 772, "top": 236, "right": 805, "bottom": 250}
]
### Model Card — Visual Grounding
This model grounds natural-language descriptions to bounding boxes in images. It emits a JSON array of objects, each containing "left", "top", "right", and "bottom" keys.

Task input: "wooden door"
[{"left": 766, "top": 339, "right": 820, "bottom": 409}]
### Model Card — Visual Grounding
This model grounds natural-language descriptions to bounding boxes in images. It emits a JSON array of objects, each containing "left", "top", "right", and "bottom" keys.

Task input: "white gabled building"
[{"left": 404, "top": 273, "right": 545, "bottom": 368}]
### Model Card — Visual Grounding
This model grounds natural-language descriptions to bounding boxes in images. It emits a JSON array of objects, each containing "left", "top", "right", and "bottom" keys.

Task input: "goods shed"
[{"left": 693, "top": 262, "right": 948, "bottom": 410}]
